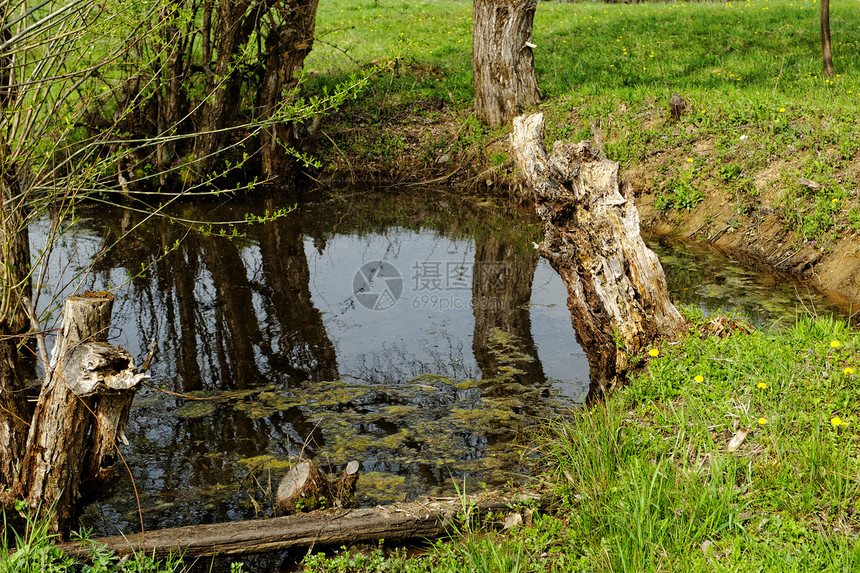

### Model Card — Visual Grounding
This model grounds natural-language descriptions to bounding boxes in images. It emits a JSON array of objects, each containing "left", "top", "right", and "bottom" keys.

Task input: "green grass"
[
  {"left": 0, "top": 505, "right": 206, "bottom": 572},
  {"left": 301, "top": 312, "right": 860, "bottom": 572},
  {"left": 310, "top": 0, "right": 860, "bottom": 241}
]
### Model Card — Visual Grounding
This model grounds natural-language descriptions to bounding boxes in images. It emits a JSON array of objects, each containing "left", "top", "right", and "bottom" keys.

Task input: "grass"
[
  {"left": 8, "top": 1, "right": 860, "bottom": 570},
  {"left": 309, "top": 0, "right": 860, "bottom": 242},
  {"left": 301, "top": 311, "right": 860, "bottom": 572},
  {"left": 0, "top": 504, "right": 221, "bottom": 572},
  {"left": 11, "top": 311, "right": 858, "bottom": 571}
]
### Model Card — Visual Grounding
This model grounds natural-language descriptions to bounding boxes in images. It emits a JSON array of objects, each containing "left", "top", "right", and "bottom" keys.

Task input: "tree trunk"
[
  {"left": 194, "top": 0, "right": 264, "bottom": 175},
  {"left": 0, "top": 164, "right": 32, "bottom": 486},
  {"left": 57, "top": 491, "right": 542, "bottom": 560},
  {"left": 16, "top": 292, "right": 147, "bottom": 536},
  {"left": 155, "top": 0, "right": 189, "bottom": 178},
  {"left": 821, "top": 0, "right": 835, "bottom": 79},
  {"left": 258, "top": 0, "right": 321, "bottom": 179},
  {"left": 509, "top": 113, "right": 685, "bottom": 390},
  {"left": 472, "top": 0, "right": 541, "bottom": 126}
]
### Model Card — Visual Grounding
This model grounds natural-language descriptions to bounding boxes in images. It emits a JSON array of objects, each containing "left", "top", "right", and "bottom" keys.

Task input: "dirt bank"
[
  {"left": 627, "top": 163, "right": 860, "bottom": 312},
  {"left": 314, "top": 101, "right": 860, "bottom": 313}
]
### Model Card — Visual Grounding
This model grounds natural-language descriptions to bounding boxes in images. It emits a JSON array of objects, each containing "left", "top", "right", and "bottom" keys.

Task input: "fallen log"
[
  {"left": 56, "top": 491, "right": 541, "bottom": 560},
  {"left": 509, "top": 113, "right": 685, "bottom": 391}
]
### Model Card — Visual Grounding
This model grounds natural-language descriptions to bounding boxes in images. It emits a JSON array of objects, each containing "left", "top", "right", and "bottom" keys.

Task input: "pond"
[{"left": 29, "top": 186, "right": 845, "bottom": 539}]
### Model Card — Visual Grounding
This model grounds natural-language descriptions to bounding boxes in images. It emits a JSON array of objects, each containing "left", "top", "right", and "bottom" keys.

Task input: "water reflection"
[{"left": 26, "top": 188, "right": 840, "bottom": 537}]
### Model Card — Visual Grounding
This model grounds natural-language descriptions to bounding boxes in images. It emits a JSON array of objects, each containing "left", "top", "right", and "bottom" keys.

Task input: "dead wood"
[
  {"left": 509, "top": 113, "right": 685, "bottom": 390},
  {"left": 276, "top": 460, "right": 360, "bottom": 514},
  {"left": 276, "top": 461, "right": 334, "bottom": 514},
  {"left": 56, "top": 491, "right": 542, "bottom": 560},
  {"left": 16, "top": 292, "right": 148, "bottom": 535},
  {"left": 335, "top": 460, "right": 360, "bottom": 509}
]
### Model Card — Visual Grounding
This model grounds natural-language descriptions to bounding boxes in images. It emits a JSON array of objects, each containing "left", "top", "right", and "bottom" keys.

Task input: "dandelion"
[
  {"left": 649, "top": 348, "right": 660, "bottom": 357},
  {"left": 686, "top": 158, "right": 694, "bottom": 163},
  {"left": 757, "top": 382, "right": 767, "bottom": 389},
  {"left": 831, "top": 416, "right": 844, "bottom": 427},
  {"left": 832, "top": 198, "right": 839, "bottom": 203},
  {"left": 694, "top": 375, "right": 704, "bottom": 383},
  {"left": 844, "top": 367, "right": 855, "bottom": 375},
  {"left": 831, "top": 340, "right": 841, "bottom": 348},
  {"left": 758, "top": 417, "right": 767, "bottom": 425},
  {"left": 779, "top": 107, "right": 786, "bottom": 113}
]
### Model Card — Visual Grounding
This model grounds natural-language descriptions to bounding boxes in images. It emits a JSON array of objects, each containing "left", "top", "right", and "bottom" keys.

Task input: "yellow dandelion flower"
[
  {"left": 648, "top": 348, "right": 660, "bottom": 357},
  {"left": 686, "top": 158, "right": 694, "bottom": 163},
  {"left": 831, "top": 416, "right": 843, "bottom": 427},
  {"left": 779, "top": 107, "right": 785, "bottom": 112},
  {"left": 758, "top": 417, "right": 767, "bottom": 425},
  {"left": 694, "top": 375, "right": 704, "bottom": 383},
  {"left": 831, "top": 340, "right": 841, "bottom": 348},
  {"left": 757, "top": 382, "right": 767, "bottom": 389},
  {"left": 844, "top": 367, "right": 855, "bottom": 375}
]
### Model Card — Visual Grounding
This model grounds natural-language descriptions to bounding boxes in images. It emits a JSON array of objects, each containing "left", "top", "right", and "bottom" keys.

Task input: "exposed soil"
[
  {"left": 312, "top": 100, "right": 860, "bottom": 313},
  {"left": 627, "top": 160, "right": 860, "bottom": 312}
]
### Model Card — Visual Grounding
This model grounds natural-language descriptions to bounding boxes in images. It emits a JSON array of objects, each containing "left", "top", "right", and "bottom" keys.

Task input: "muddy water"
[{"left": 30, "top": 187, "right": 841, "bottom": 536}]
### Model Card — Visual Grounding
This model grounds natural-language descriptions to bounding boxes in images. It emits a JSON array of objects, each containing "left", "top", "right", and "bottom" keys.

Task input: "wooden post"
[
  {"left": 509, "top": 113, "right": 685, "bottom": 390},
  {"left": 16, "top": 292, "right": 147, "bottom": 536}
]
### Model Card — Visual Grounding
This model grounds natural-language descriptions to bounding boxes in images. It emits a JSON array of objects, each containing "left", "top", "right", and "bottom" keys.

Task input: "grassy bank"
[
  {"left": 6, "top": 312, "right": 857, "bottom": 571},
  {"left": 301, "top": 312, "right": 859, "bottom": 572},
  {"left": 309, "top": 0, "right": 860, "bottom": 243}
]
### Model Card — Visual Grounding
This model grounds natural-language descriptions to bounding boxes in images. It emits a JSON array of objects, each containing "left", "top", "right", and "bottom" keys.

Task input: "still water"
[{"left": 29, "top": 187, "right": 843, "bottom": 537}]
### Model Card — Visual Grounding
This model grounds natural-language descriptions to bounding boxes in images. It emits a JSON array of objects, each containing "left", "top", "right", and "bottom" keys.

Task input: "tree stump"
[
  {"left": 15, "top": 292, "right": 148, "bottom": 536},
  {"left": 669, "top": 94, "right": 687, "bottom": 122},
  {"left": 276, "top": 460, "right": 360, "bottom": 515},
  {"left": 335, "top": 460, "right": 360, "bottom": 509},
  {"left": 509, "top": 113, "right": 685, "bottom": 390}
]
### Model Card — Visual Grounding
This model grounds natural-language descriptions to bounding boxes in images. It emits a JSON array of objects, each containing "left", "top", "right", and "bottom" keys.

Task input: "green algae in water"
[
  {"left": 175, "top": 401, "right": 217, "bottom": 418},
  {"left": 361, "top": 472, "right": 407, "bottom": 503},
  {"left": 383, "top": 405, "right": 419, "bottom": 417},
  {"left": 487, "top": 327, "right": 535, "bottom": 365},
  {"left": 454, "top": 379, "right": 485, "bottom": 390},
  {"left": 233, "top": 391, "right": 301, "bottom": 419},
  {"left": 238, "top": 454, "right": 293, "bottom": 473}
]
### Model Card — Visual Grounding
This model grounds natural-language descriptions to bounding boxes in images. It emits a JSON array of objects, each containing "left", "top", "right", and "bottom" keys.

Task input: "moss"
[
  {"left": 237, "top": 455, "right": 292, "bottom": 473},
  {"left": 360, "top": 472, "right": 407, "bottom": 502},
  {"left": 175, "top": 401, "right": 217, "bottom": 418}
]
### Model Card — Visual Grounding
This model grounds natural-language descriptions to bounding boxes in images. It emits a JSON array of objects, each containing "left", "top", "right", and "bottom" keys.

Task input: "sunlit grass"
[{"left": 311, "top": 0, "right": 860, "bottom": 241}]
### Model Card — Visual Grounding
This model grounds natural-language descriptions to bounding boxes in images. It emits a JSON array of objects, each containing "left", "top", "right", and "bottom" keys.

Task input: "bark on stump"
[
  {"left": 16, "top": 292, "right": 148, "bottom": 536},
  {"left": 335, "top": 460, "right": 360, "bottom": 509},
  {"left": 276, "top": 460, "right": 360, "bottom": 515},
  {"left": 472, "top": 0, "right": 541, "bottom": 126},
  {"left": 509, "top": 113, "right": 685, "bottom": 390}
]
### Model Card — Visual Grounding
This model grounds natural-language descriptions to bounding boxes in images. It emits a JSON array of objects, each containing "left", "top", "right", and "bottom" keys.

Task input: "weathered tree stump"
[
  {"left": 669, "top": 94, "right": 687, "bottom": 122},
  {"left": 335, "top": 460, "right": 360, "bottom": 509},
  {"left": 276, "top": 460, "right": 360, "bottom": 515},
  {"left": 509, "top": 113, "right": 685, "bottom": 390},
  {"left": 15, "top": 292, "right": 148, "bottom": 536}
]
